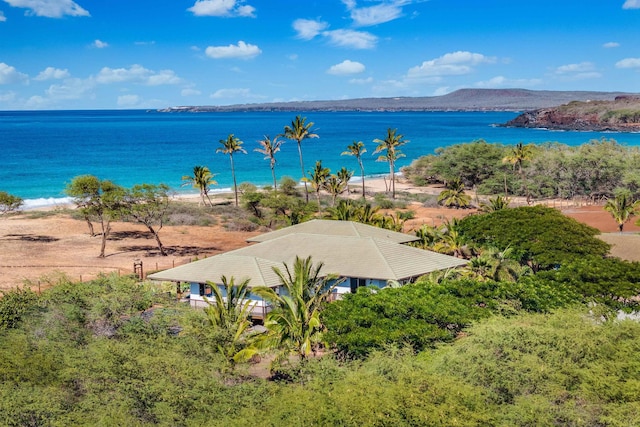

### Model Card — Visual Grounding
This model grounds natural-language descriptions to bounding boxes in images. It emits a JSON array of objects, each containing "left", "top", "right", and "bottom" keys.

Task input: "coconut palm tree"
[
  {"left": 342, "top": 141, "right": 367, "bottom": 198},
  {"left": 255, "top": 135, "right": 283, "bottom": 191},
  {"left": 503, "top": 142, "right": 534, "bottom": 174},
  {"left": 181, "top": 165, "right": 217, "bottom": 206},
  {"left": 604, "top": 192, "right": 640, "bottom": 233},
  {"left": 336, "top": 167, "right": 353, "bottom": 196},
  {"left": 280, "top": 116, "right": 319, "bottom": 202},
  {"left": 438, "top": 178, "right": 471, "bottom": 208},
  {"left": 249, "top": 256, "right": 342, "bottom": 367},
  {"left": 323, "top": 174, "right": 347, "bottom": 207},
  {"left": 373, "top": 128, "right": 407, "bottom": 199},
  {"left": 217, "top": 134, "right": 247, "bottom": 206},
  {"left": 307, "top": 160, "right": 330, "bottom": 205}
]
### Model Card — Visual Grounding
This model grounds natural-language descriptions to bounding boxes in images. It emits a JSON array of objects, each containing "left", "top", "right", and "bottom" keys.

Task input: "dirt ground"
[{"left": 0, "top": 199, "right": 638, "bottom": 292}]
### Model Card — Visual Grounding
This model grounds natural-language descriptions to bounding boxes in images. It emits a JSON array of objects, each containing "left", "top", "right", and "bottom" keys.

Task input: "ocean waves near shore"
[{"left": 3, "top": 110, "right": 640, "bottom": 201}]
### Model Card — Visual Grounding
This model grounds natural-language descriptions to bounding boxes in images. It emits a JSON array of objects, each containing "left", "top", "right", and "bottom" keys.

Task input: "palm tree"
[
  {"left": 478, "top": 195, "right": 511, "bottom": 213},
  {"left": 280, "top": 116, "right": 319, "bottom": 202},
  {"left": 181, "top": 165, "right": 217, "bottom": 206},
  {"left": 342, "top": 141, "right": 367, "bottom": 198},
  {"left": 216, "top": 134, "right": 247, "bottom": 206},
  {"left": 503, "top": 142, "right": 534, "bottom": 174},
  {"left": 323, "top": 174, "right": 346, "bottom": 207},
  {"left": 255, "top": 135, "right": 283, "bottom": 191},
  {"left": 503, "top": 142, "right": 535, "bottom": 199},
  {"left": 250, "top": 256, "right": 342, "bottom": 367},
  {"left": 604, "top": 192, "right": 640, "bottom": 233},
  {"left": 204, "top": 276, "right": 254, "bottom": 368},
  {"left": 438, "top": 178, "right": 471, "bottom": 208},
  {"left": 373, "top": 128, "right": 407, "bottom": 199},
  {"left": 307, "top": 160, "right": 330, "bottom": 205},
  {"left": 336, "top": 167, "right": 353, "bottom": 196}
]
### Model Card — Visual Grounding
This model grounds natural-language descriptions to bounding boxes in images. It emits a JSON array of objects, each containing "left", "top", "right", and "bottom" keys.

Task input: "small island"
[{"left": 503, "top": 95, "right": 640, "bottom": 132}]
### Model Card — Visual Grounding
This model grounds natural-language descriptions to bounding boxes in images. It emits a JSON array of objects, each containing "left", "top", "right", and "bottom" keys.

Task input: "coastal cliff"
[{"left": 503, "top": 96, "right": 640, "bottom": 132}]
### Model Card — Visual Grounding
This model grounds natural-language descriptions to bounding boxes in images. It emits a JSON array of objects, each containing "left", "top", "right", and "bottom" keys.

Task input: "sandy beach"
[{"left": 1, "top": 176, "right": 639, "bottom": 292}]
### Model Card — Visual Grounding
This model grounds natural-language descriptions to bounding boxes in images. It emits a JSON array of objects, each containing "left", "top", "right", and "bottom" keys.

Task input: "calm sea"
[{"left": 2, "top": 109, "right": 640, "bottom": 208}]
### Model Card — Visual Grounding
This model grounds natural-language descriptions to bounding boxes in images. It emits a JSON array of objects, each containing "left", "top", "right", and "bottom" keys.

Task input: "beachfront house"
[{"left": 148, "top": 220, "right": 467, "bottom": 320}]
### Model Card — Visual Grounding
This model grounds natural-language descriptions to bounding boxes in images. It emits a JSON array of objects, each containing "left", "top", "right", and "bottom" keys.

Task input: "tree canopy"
[{"left": 456, "top": 205, "right": 610, "bottom": 270}]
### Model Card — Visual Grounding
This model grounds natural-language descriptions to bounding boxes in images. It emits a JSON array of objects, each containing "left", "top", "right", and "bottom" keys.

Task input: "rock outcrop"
[{"left": 503, "top": 96, "right": 640, "bottom": 132}]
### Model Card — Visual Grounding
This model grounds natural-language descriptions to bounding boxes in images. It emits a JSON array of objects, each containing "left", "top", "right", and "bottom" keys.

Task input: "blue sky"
[{"left": 0, "top": 0, "right": 639, "bottom": 110}]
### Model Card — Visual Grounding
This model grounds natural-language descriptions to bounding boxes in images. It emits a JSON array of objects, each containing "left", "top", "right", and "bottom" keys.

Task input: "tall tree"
[
  {"left": 65, "top": 175, "right": 125, "bottom": 257},
  {"left": 217, "top": 134, "right": 247, "bottom": 206},
  {"left": 249, "top": 256, "right": 342, "bottom": 366},
  {"left": 502, "top": 142, "right": 534, "bottom": 174},
  {"left": 341, "top": 141, "right": 367, "bottom": 198},
  {"left": 336, "top": 167, "right": 353, "bottom": 196},
  {"left": 604, "top": 192, "right": 639, "bottom": 233},
  {"left": 280, "top": 116, "right": 318, "bottom": 202},
  {"left": 255, "top": 135, "right": 283, "bottom": 191},
  {"left": 181, "top": 165, "right": 217, "bottom": 206},
  {"left": 123, "top": 183, "right": 171, "bottom": 256},
  {"left": 373, "top": 128, "right": 407, "bottom": 199},
  {"left": 307, "top": 160, "right": 330, "bottom": 205}
]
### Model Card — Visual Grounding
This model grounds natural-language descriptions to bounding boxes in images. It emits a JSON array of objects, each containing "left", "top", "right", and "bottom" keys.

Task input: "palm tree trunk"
[
  {"left": 230, "top": 155, "right": 238, "bottom": 206},
  {"left": 360, "top": 161, "right": 366, "bottom": 199},
  {"left": 389, "top": 161, "right": 395, "bottom": 199},
  {"left": 297, "top": 141, "right": 308, "bottom": 202},
  {"left": 271, "top": 164, "right": 277, "bottom": 191}
]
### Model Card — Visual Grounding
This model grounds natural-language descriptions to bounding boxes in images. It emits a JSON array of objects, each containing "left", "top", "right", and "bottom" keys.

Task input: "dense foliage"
[
  {"left": 456, "top": 205, "right": 610, "bottom": 270},
  {"left": 402, "top": 138, "right": 640, "bottom": 200},
  {"left": 1, "top": 274, "right": 638, "bottom": 426},
  {"left": 322, "top": 278, "right": 578, "bottom": 358}
]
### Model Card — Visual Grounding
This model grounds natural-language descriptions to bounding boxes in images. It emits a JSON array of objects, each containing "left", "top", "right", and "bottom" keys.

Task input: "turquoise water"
[{"left": 2, "top": 109, "right": 640, "bottom": 207}]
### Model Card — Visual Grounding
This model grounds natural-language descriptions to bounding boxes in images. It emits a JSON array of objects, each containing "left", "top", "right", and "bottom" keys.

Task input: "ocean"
[{"left": 2, "top": 109, "right": 640, "bottom": 208}]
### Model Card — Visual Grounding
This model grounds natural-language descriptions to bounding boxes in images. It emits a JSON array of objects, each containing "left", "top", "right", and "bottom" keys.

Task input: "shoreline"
[{"left": 16, "top": 173, "right": 410, "bottom": 211}]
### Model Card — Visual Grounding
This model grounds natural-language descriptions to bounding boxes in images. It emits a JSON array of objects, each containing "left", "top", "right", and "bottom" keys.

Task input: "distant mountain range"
[{"left": 159, "top": 88, "right": 638, "bottom": 113}]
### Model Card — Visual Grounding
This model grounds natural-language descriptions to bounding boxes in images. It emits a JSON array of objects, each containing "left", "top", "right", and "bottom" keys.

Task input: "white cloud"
[
  {"left": 433, "top": 86, "right": 451, "bottom": 96},
  {"left": 188, "top": 0, "right": 255, "bottom": 17},
  {"left": 475, "top": 76, "right": 542, "bottom": 88},
  {"left": 623, "top": 0, "right": 640, "bottom": 9},
  {"left": 554, "top": 62, "right": 594, "bottom": 74},
  {"left": 93, "top": 39, "right": 108, "bottom": 48},
  {"left": 327, "top": 59, "right": 365, "bottom": 75},
  {"left": 407, "top": 51, "right": 496, "bottom": 78},
  {"left": 44, "top": 77, "right": 95, "bottom": 100},
  {"left": 0, "top": 91, "right": 16, "bottom": 102},
  {"left": 181, "top": 88, "right": 202, "bottom": 96},
  {"left": 96, "top": 64, "right": 183, "bottom": 85},
  {"left": 205, "top": 41, "right": 261, "bottom": 59},
  {"left": 323, "top": 29, "right": 378, "bottom": 49},
  {"left": 117, "top": 94, "right": 141, "bottom": 107},
  {"left": 292, "top": 19, "right": 328, "bottom": 40},
  {"left": 616, "top": 57, "right": 640, "bottom": 69},
  {"left": 34, "top": 66, "right": 70, "bottom": 81},
  {"left": 349, "top": 76, "right": 373, "bottom": 84},
  {"left": 4, "top": 0, "right": 90, "bottom": 18},
  {"left": 344, "top": 0, "right": 407, "bottom": 27},
  {"left": 0, "top": 11, "right": 6, "bottom": 21},
  {"left": 210, "top": 87, "right": 264, "bottom": 100},
  {"left": 0, "top": 62, "right": 28, "bottom": 84},
  {"left": 603, "top": 42, "right": 620, "bottom": 48}
]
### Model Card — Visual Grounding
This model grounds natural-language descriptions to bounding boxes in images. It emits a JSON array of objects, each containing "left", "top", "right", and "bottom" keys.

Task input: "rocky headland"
[{"left": 502, "top": 95, "right": 640, "bottom": 132}]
